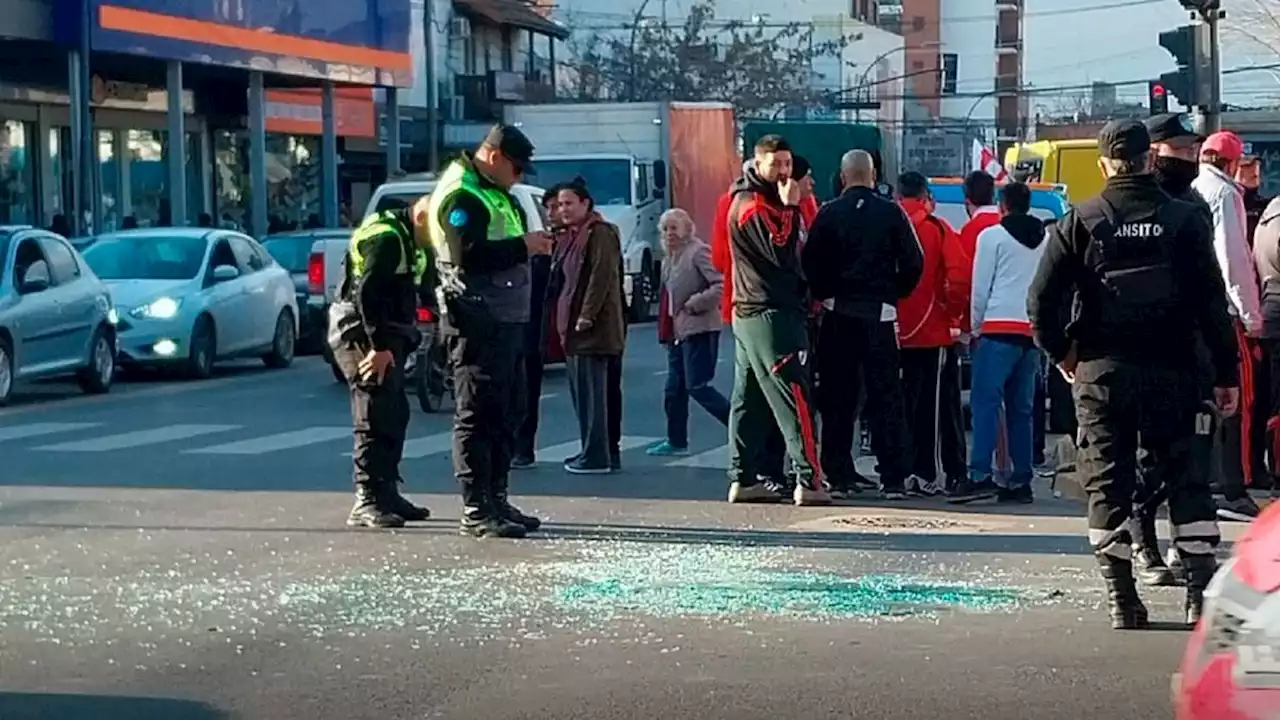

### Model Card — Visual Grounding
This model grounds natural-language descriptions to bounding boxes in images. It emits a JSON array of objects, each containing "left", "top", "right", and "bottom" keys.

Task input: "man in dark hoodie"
[
  {"left": 725, "top": 135, "right": 829, "bottom": 507},
  {"left": 1029, "top": 119, "right": 1238, "bottom": 630},
  {"left": 803, "top": 149, "right": 924, "bottom": 500}
]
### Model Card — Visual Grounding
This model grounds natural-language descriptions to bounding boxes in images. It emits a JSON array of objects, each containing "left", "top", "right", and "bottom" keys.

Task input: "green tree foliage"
[{"left": 561, "top": 0, "right": 854, "bottom": 115}]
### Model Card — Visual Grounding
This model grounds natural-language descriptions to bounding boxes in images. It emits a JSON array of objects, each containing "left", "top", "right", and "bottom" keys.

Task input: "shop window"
[
  {"left": 127, "top": 129, "right": 166, "bottom": 226},
  {"left": 265, "top": 134, "right": 320, "bottom": 232},
  {"left": 214, "top": 130, "right": 248, "bottom": 232},
  {"left": 0, "top": 120, "right": 35, "bottom": 225},
  {"left": 98, "top": 130, "right": 120, "bottom": 232}
]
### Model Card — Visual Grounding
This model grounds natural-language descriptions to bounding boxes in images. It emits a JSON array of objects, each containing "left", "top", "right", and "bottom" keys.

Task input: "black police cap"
[
  {"left": 483, "top": 124, "right": 536, "bottom": 171},
  {"left": 1143, "top": 113, "right": 1203, "bottom": 145},
  {"left": 1097, "top": 119, "right": 1150, "bottom": 161}
]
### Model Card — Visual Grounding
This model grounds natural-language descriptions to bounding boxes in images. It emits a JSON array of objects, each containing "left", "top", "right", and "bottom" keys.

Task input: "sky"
[{"left": 1002, "top": 0, "right": 1280, "bottom": 107}]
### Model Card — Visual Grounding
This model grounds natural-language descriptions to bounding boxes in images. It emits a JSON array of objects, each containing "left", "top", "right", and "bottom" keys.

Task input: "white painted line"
[
  {"left": 399, "top": 432, "right": 454, "bottom": 459},
  {"left": 539, "top": 393, "right": 559, "bottom": 400},
  {"left": 669, "top": 444, "right": 730, "bottom": 469},
  {"left": 536, "top": 435, "right": 662, "bottom": 462},
  {"left": 0, "top": 422, "right": 101, "bottom": 442},
  {"left": 186, "top": 427, "right": 351, "bottom": 455},
  {"left": 653, "top": 370, "right": 668, "bottom": 376},
  {"left": 37, "top": 424, "right": 240, "bottom": 452}
]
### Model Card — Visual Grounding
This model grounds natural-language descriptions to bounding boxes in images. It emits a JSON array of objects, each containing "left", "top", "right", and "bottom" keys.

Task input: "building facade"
[{"left": 0, "top": 0, "right": 413, "bottom": 236}]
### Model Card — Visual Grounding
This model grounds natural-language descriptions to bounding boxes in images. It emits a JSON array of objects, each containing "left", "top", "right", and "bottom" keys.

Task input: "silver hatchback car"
[{"left": 0, "top": 226, "right": 116, "bottom": 405}]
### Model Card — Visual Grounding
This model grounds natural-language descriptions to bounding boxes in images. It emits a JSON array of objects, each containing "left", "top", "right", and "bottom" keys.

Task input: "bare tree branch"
[{"left": 557, "top": 0, "right": 855, "bottom": 115}]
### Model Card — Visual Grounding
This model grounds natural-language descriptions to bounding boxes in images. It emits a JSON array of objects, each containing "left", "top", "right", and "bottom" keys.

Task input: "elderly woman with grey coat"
[{"left": 647, "top": 209, "right": 730, "bottom": 457}]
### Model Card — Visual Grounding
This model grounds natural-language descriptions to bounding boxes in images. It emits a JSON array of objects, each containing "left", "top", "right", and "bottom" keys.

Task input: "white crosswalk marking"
[
  {"left": 187, "top": 427, "right": 351, "bottom": 455},
  {"left": 669, "top": 444, "right": 729, "bottom": 469},
  {"left": 399, "top": 432, "right": 454, "bottom": 459},
  {"left": 535, "top": 435, "right": 662, "bottom": 462},
  {"left": 37, "top": 424, "right": 240, "bottom": 452},
  {"left": 0, "top": 422, "right": 101, "bottom": 442}
]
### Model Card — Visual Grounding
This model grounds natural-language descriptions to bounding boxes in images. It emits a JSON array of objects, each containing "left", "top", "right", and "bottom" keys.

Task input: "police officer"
[
  {"left": 1028, "top": 119, "right": 1239, "bottom": 629},
  {"left": 329, "top": 201, "right": 435, "bottom": 529},
  {"left": 428, "top": 125, "right": 553, "bottom": 538}
]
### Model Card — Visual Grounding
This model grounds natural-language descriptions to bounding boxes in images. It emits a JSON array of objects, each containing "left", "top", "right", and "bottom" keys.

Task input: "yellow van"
[{"left": 1004, "top": 139, "right": 1102, "bottom": 205}]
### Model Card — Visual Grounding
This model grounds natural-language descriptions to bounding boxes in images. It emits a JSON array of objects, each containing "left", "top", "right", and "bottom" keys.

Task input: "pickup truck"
[{"left": 310, "top": 174, "right": 553, "bottom": 379}]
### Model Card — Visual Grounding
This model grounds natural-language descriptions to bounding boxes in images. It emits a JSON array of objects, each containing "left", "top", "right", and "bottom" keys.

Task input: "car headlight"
[
  {"left": 130, "top": 297, "right": 182, "bottom": 320},
  {"left": 106, "top": 307, "right": 119, "bottom": 325}
]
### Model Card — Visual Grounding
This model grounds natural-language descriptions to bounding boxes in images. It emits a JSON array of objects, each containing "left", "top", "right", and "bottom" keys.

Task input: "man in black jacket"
[
  {"left": 802, "top": 149, "right": 924, "bottom": 499},
  {"left": 1028, "top": 119, "right": 1238, "bottom": 629},
  {"left": 725, "top": 135, "right": 828, "bottom": 506}
]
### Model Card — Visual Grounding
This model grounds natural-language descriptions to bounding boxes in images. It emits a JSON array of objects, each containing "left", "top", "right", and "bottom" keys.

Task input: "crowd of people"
[{"left": 330, "top": 118, "right": 1273, "bottom": 633}]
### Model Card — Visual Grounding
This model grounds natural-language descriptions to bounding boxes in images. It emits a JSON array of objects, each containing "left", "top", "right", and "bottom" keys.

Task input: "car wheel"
[
  {"left": 186, "top": 315, "right": 216, "bottom": 380},
  {"left": 76, "top": 326, "right": 114, "bottom": 395},
  {"left": 263, "top": 310, "right": 296, "bottom": 369},
  {"left": 0, "top": 336, "right": 13, "bottom": 407}
]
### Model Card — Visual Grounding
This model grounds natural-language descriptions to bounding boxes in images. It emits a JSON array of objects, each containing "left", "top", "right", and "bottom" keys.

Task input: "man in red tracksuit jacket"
[
  {"left": 711, "top": 155, "right": 819, "bottom": 495},
  {"left": 896, "top": 172, "right": 970, "bottom": 495}
]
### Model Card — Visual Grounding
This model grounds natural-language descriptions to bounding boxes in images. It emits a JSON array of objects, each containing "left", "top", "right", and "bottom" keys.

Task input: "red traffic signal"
[{"left": 1148, "top": 80, "right": 1170, "bottom": 115}]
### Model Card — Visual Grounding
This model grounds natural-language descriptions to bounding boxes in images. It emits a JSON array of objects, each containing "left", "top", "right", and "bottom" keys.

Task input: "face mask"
[{"left": 1152, "top": 155, "right": 1198, "bottom": 191}]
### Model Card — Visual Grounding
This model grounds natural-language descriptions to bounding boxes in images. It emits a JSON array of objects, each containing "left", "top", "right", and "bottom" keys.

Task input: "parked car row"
[{"left": 0, "top": 225, "right": 299, "bottom": 406}]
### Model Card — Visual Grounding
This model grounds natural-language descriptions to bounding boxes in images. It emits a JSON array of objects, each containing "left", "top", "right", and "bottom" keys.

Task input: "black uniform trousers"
[
  {"left": 817, "top": 313, "right": 912, "bottom": 490},
  {"left": 901, "top": 346, "right": 968, "bottom": 485},
  {"left": 333, "top": 337, "right": 410, "bottom": 488},
  {"left": 448, "top": 320, "right": 524, "bottom": 510},
  {"left": 1074, "top": 359, "right": 1219, "bottom": 563}
]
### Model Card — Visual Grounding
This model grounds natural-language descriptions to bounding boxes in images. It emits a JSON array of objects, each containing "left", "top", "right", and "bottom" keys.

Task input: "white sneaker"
[{"left": 794, "top": 483, "right": 832, "bottom": 506}]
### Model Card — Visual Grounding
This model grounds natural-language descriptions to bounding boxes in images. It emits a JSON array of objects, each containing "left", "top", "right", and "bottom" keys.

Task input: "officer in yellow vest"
[
  {"left": 428, "top": 125, "right": 553, "bottom": 538},
  {"left": 329, "top": 202, "right": 435, "bottom": 528}
]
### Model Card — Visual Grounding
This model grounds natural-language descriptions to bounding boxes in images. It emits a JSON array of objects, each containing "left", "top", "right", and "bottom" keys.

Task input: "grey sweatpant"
[{"left": 567, "top": 354, "right": 612, "bottom": 467}]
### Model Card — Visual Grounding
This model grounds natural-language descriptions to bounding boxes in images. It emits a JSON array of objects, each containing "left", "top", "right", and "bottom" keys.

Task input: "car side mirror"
[
  {"left": 19, "top": 262, "right": 51, "bottom": 293},
  {"left": 212, "top": 264, "right": 240, "bottom": 282}
]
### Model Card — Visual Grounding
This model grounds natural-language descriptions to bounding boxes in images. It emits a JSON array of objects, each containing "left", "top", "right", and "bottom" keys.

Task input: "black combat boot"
[
  {"left": 460, "top": 503, "right": 528, "bottom": 539},
  {"left": 1182, "top": 555, "right": 1219, "bottom": 627},
  {"left": 1100, "top": 560, "right": 1150, "bottom": 630},
  {"left": 382, "top": 479, "right": 432, "bottom": 522},
  {"left": 1132, "top": 512, "right": 1178, "bottom": 587},
  {"left": 347, "top": 483, "right": 405, "bottom": 529},
  {"left": 493, "top": 475, "right": 541, "bottom": 532}
]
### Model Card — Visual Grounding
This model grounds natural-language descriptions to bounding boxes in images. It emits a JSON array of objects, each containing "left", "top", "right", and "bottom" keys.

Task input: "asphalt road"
[{"left": 0, "top": 325, "right": 1230, "bottom": 719}]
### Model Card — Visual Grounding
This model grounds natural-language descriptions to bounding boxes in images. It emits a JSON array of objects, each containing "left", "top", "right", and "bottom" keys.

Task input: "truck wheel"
[{"left": 628, "top": 254, "right": 655, "bottom": 323}]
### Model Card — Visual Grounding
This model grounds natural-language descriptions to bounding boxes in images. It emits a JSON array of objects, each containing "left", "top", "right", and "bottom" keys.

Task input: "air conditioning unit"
[
  {"left": 446, "top": 96, "right": 465, "bottom": 120},
  {"left": 449, "top": 15, "right": 471, "bottom": 39}
]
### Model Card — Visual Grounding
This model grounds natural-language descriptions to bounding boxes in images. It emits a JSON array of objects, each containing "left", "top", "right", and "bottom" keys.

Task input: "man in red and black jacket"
[{"left": 724, "top": 135, "right": 829, "bottom": 507}]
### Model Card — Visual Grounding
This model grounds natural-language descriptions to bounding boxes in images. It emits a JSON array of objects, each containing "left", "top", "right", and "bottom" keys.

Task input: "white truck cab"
[{"left": 525, "top": 153, "right": 666, "bottom": 322}]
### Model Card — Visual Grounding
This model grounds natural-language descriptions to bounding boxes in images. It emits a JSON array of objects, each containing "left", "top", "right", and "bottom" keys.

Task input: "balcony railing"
[{"left": 451, "top": 71, "right": 556, "bottom": 121}]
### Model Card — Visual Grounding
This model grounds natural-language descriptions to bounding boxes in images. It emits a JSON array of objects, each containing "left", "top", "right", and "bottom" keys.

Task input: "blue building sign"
[{"left": 58, "top": 0, "right": 412, "bottom": 86}]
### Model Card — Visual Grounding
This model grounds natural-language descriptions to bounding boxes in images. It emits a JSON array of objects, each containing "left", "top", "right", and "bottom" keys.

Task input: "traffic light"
[
  {"left": 1158, "top": 24, "right": 1211, "bottom": 107},
  {"left": 1148, "top": 81, "right": 1169, "bottom": 115}
]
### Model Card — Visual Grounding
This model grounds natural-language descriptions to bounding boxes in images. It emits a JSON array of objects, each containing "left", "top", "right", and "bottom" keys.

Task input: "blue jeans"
[
  {"left": 969, "top": 336, "right": 1041, "bottom": 487},
  {"left": 666, "top": 331, "right": 730, "bottom": 448}
]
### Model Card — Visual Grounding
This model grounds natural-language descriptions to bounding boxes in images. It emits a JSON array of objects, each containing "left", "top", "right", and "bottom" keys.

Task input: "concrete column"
[
  {"left": 166, "top": 60, "right": 187, "bottom": 226},
  {"left": 384, "top": 87, "right": 401, "bottom": 176},
  {"left": 247, "top": 71, "right": 268, "bottom": 238},
  {"left": 320, "top": 82, "right": 339, "bottom": 228},
  {"left": 68, "top": 51, "right": 85, "bottom": 234}
]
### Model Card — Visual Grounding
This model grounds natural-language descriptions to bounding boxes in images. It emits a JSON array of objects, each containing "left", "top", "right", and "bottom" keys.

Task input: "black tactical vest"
[{"left": 1078, "top": 193, "right": 1192, "bottom": 326}]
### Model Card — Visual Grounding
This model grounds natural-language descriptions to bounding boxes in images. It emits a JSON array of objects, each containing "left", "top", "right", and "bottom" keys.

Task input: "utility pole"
[
  {"left": 1205, "top": 6, "right": 1222, "bottom": 132},
  {"left": 424, "top": 0, "right": 440, "bottom": 171}
]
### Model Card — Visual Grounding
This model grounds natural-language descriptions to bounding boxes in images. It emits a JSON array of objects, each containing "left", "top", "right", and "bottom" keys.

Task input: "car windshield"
[
  {"left": 534, "top": 159, "right": 632, "bottom": 206},
  {"left": 82, "top": 235, "right": 208, "bottom": 280},
  {"left": 263, "top": 236, "right": 315, "bottom": 273}
]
